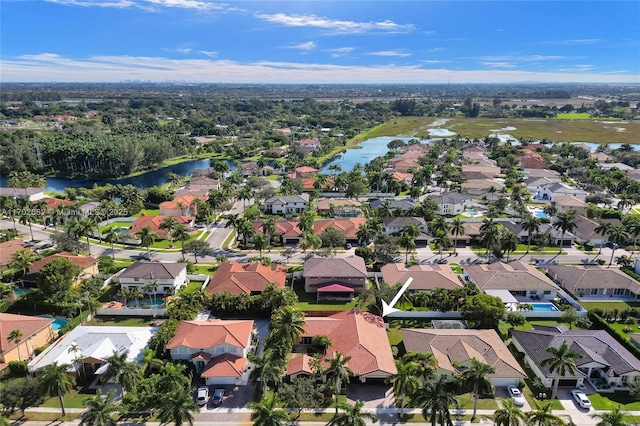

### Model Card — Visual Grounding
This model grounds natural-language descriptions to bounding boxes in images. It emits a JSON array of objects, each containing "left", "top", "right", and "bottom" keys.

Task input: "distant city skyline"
[{"left": 2, "top": 0, "right": 639, "bottom": 83}]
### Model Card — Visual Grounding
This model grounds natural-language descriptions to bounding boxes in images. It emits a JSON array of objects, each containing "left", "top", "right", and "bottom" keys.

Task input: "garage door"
[{"left": 558, "top": 379, "right": 578, "bottom": 387}]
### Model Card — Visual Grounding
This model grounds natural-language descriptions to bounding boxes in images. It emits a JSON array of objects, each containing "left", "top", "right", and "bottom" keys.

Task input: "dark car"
[{"left": 211, "top": 388, "right": 225, "bottom": 406}]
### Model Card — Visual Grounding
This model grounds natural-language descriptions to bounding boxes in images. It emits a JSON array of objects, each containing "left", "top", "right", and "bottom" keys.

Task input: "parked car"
[
  {"left": 507, "top": 385, "right": 525, "bottom": 406},
  {"left": 195, "top": 386, "right": 209, "bottom": 406},
  {"left": 436, "top": 259, "right": 448, "bottom": 264},
  {"left": 39, "top": 242, "right": 55, "bottom": 249},
  {"left": 212, "top": 388, "right": 225, "bottom": 406},
  {"left": 571, "top": 389, "right": 591, "bottom": 409},
  {"left": 345, "top": 243, "right": 352, "bottom": 250}
]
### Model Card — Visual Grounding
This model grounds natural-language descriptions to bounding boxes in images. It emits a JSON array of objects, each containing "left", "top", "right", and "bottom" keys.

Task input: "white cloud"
[
  {"left": 46, "top": 0, "right": 137, "bottom": 8},
  {"left": 254, "top": 13, "right": 414, "bottom": 34},
  {"left": 422, "top": 60, "right": 449, "bottom": 64},
  {"left": 480, "top": 62, "right": 517, "bottom": 68},
  {"left": 199, "top": 50, "right": 218, "bottom": 58},
  {"left": 46, "top": 0, "right": 230, "bottom": 11},
  {"left": 286, "top": 42, "right": 317, "bottom": 51},
  {"left": 538, "top": 38, "right": 602, "bottom": 45},
  {"left": 368, "top": 51, "right": 411, "bottom": 57},
  {"left": 3, "top": 54, "right": 638, "bottom": 84},
  {"left": 328, "top": 47, "right": 355, "bottom": 58}
]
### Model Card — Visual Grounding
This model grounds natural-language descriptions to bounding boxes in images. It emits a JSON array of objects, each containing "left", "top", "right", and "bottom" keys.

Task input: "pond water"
[
  {"left": 322, "top": 136, "right": 423, "bottom": 172},
  {"left": 428, "top": 128, "right": 457, "bottom": 137}
]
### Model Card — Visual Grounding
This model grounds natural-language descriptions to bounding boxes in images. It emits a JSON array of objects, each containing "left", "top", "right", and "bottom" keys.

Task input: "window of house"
[
  {"left": 134, "top": 278, "right": 140, "bottom": 282},
  {"left": 301, "top": 337, "right": 313, "bottom": 345},
  {"left": 622, "top": 376, "right": 629, "bottom": 382},
  {"left": 544, "top": 290, "right": 551, "bottom": 295},
  {"left": 530, "top": 290, "right": 537, "bottom": 295},
  {"left": 591, "top": 288, "right": 598, "bottom": 295}
]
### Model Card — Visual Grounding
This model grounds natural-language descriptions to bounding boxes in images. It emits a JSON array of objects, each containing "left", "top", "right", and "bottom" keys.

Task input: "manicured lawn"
[
  {"left": 554, "top": 113, "right": 591, "bottom": 120},
  {"left": 181, "top": 281, "right": 206, "bottom": 293},
  {"left": 449, "top": 263, "right": 463, "bottom": 274},
  {"left": 87, "top": 316, "right": 155, "bottom": 327},
  {"left": 9, "top": 413, "right": 81, "bottom": 422},
  {"left": 133, "top": 209, "right": 160, "bottom": 218},
  {"left": 455, "top": 392, "right": 498, "bottom": 410},
  {"left": 41, "top": 391, "right": 88, "bottom": 409},
  {"left": 293, "top": 279, "right": 359, "bottom": 312},
  {"left": 588, "top": 392, "right": 640, "bottom": 410},
  {"left": 189, "top": 264, "right": 217, "bottom": 274},
  {"left": 579, "top": 301, "right": 640, "bottom": 312}
]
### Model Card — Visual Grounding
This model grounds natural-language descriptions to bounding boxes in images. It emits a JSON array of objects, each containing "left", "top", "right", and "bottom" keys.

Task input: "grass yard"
[
  {"left": 588, "top": 392, "right": 640, "bottom": 410},
  {"left": 578, "top": 301, "right": 640, "bottom": 312},
  {"left": 41, "top": 391, "right": 88, "bottom": 409},
  {"left": 87, "top": 316, "right": 156, "bottom": 327},
  {"left": 455, "top": 392, "right": 499, "bottom": 410},
  {"left": 293, "top": 279, "right": 358, "bottom": 312},
  {"left": 554, "top": 113, "right": 592, "bottom": 120},
  {"left": 9, "top": 413, "right": 81, "bottom": 422}
]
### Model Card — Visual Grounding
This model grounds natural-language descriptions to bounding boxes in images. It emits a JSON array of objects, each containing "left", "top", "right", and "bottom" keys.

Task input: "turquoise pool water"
[
  {"left": 127, "top": 297, "right": 165, "bottom": 308},
  {"left": 530, "top": 303, "right": 558, "bottom": 312},
  {"left": 38, "top": 316, "right": 69, "bottom": 331}
]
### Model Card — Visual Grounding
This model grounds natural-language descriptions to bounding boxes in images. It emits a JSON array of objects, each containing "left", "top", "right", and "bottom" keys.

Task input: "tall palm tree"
[
  {"left": 329, "top": 400, "right": 379, "bottom": 426},
  {"left": 39, "top": 362, "right": 76, "bottom": 416},
  {"left": 0, "top": 194, "right": 18, "bottom": 230},
  {"left": 136, "top": 226, "right": 158, "bottom": 256},
  {"left": 594, "top": 221, "right": 612, "bottom": 259},
  {"left": 79, "top": 389, "right": 118, "bottom": 426},
  {"left": 253, "top": 234, "right": 269, "bottom": 258},
  {"left": 8, "top": 329, "right": 23, "bottom": 361},
  {"left": 522, "top": 216, "right": 541, "bottom": 254},
  {"left": 270, "top": 306, "right": 305, "bottom": 347},
  {"left": 249, "top": 349, "right": 286, "bottom": 399},
  {"left": 326, "top": 351, "right": 354, "bottom": 415},
  {"left": 10, "top": 249, "right": 35, "bottom": 278},
  {"left": 431, "top": 231, "right": 452, "bottom": 260},
  {"left": 399, "top": 233, "right": 416, "bottom": 263},
  {"left": 356, "top": 223, "right": 375, "bottom": 247},
  {"left": 501, "top": 230, "right": 519, "bottom": 263},
  {"left": 157, "top": 389, "right": 199, "bottom": 426},
  {"left": 417, "top": 377, "right": 458, "bottom": 426},
  {"left": 173, "top": 224, "right": 189, "bottom": 256},
  {"left": 480, "top": 218, "right": 500, "bottom": 255},
  {"left": 142, "top": 280, "right": 159, "bottom": 303},
  {"left": 261, "top": 217, "right": 277, "bottom": 251},
  {"left": 449, "top": 218, "right": 464, "bottom": 255},
  {"left": 159, "top": 216, "right": 179, "bottom": 247},
  {"left": 101, "top": 350, "right": 140, "bottom": 396},
  {"left": 494, "top": 398, "right": 526, "bottom": 426},
  {"left": 77, "top": 218, "right": 98, "bottom": 255},
  {"left": 430, "top": 216, "right": 449, "bottom": 236},
  {"left": 607, "top": 225, "right": 630, "bottom": 267},
  {"left": 625, "top": 219, "right": 640, "bottom": 256},
  {"left": 459, "top": 359, "right": 496, "bottom": 420},
  {"left": 250, "top": 395, "right": 288, "bottom": 426},
  {"left": 591, "top": 406, "right": 630, "bottom": 426},
  {"left": 387, "top": 360, "right": 421, "bottom": 417},
  {"left": 541, "top": 340, "right": 583, "bottom": 400},
  {"left": 553, "top": 211, "right": 576, "bottom": 254},
  {"left": 526, "top": 402, "right": 565, "bottom": 426},
  {"left": 102, "top": 226, "right": 119, "bottom": 260}
]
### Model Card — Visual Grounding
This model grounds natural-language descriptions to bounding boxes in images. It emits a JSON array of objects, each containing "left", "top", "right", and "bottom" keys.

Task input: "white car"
[
  {"left": 507, "top": 385, "right": 525, "bottom": 406},
  {"left": 571, "top": 389, "right": 591, "bottom": 409},
  {"left": 195, "top": 386, "right": 209, "bottom": 406}
]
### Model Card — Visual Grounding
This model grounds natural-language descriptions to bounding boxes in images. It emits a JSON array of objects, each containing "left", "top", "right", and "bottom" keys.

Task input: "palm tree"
[
  {"left": 553, "top": 211, "right": 576, "bottom": 254},
  {"left": 501, "top": 230, "right": 519, "bottom": 263},
  {"left": 626, "top": 219, "right": 640, "bottom": 256},
  {"left": 450, "top": 218, "right": 464, "bottom": 255},
  {"left": 261, "top": 217, "right": 277, "bottom": 251},
  {"left": 8, "top": 329, "right": 23, "bottom": 361},
  {"left": 250, "top": 395, "right": 289, "bottom": 426},
  {"left": 522, "top": 216, "right": 541, "bottom": 254},
  {"left": 459, "top": 359, "right": 496, "bottom": 420},
  {"left": 594, "top": 221, "right": 612, "bottom": 259},
  {"left": 253, "top": 234, "right": 269, "bottom": 258},
  {"left": 77, "top": 218, "right": 98, "bottom": 255},
  {"left": 541, "top": 340, "right": 583, "bottom": 399},
  {"left": 157, "top": 389, "right": 199, "bottom": 426},
  {"left": 494, "top": 398, "right": 526, "bottom": 426},
  {"left": 249, "top": 349, "right": 286, "bottom": 399},
  {"left": 480, "top": 218, "right": 500, "bottom": 255},
  {"left": 356, "top": 223, "right": 375, "bottom": 247},
  {"left": 136, "top": 226, "right": 158, "bottom": 256},
  {"left": 399, "top": 233, "right": 416, "bottom": 263},
  {"left": 591, "top": 406, "right": 630, "bottom": 426},
  {"left": 142, "top": 280, "right": 159, "bottom": 304},
  {"left": 431, "top": 231, "right": 452, "bottom": 260},
  {"left": 159, "top": 216, "right": 179, "bottom": 247},
  {"left": 79, "top": 389, "right": 118, "bottom": 426},
  {"left": 417, "top": 377, "right": 458, "bottom": 426},
  {"left": 617, "top": 194, "right": 635, "bottom": 214},
  {"left": 526, "top": 402, "right": 566, "bottom": 426},
  {"left": 102, "top": 226, "right": 119, "bottom": 260},
  {"left": 0, "top": 195, "right": 18, "bottom": 230},
  {"left": 430, "top": 216, "right": 448, "bottom": 236},
  {"left": 329, "top": 400, "right": 379, "bottom": 426},
  {"left": 173, "top": 224, "right": 189, "bottom": 256},
  {"left": 101, "top": 350, "right": 140, "bottom": 396},
  {"left": 607, "top": 225, "right": 630, "bottom": 267},
  {"left": 138, "top": 347, "right": 163, "bottom": 377},
  {"left": 270, "top": 306, "right": 305, "bottom": 347},
  {"left": 326, "top": 351, "right": 354, "bottom": 415},
  {"left": 39, "top": 362, "right": 76, "bottom": 416},
  {"left": 387, "top": 360, "right": 420, "bottom": 417},
  {"left": 10, "top": 249, "right": 35, "bottom": 278},
  {"left": 16, "top": 196, "right": 35, "bottom": 241}
]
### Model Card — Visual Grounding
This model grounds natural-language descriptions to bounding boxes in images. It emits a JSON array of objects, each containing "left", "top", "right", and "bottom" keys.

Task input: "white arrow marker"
[{"left": 381, "top": 277, "right": 413, "bottom": 317}]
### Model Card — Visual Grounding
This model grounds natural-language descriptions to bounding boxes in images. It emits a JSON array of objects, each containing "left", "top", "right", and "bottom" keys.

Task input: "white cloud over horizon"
[{"left": 254, "top": 13, "right": 415, "bottom": 34}]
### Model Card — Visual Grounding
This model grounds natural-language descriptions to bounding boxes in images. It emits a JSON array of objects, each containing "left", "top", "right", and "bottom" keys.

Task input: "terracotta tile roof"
[
  {"left": 316, "top": 198, "right": 362, "bottom": 211},
  {"left": 41, "top": 197, "right": 74, "bottom": 210},
  {"left": 174, "top": 188, "right": 210, "bottom": 199},
  {"left": 206, "top": 261, "right": 287, "bottom": 295},
  {"left": 252, "top": 220, "right": 303, "bottom": 239},
  {"left": 119, "top": 262, "right": 187, "bottom": 280},
  {"left": 201, "top": 353, "right": 247, "bottom": 378},
  {"left": 0, "top": 240, "right": 26, "bottom": 267},
  {"left": 301, "top": 178, "right": 334, "bottom": 190},
  {"left": 159, "top": 195, "right": 206, "bottom": 210},
  {"left": 381, "top": 263, "right": 462, "bottom": 291},
  {"left": 289, "top": 309, "right": 396, "bottom": 378},
  {"left": 28, "top": 251, "right": 97, "bottom": 274},
  {"left": 463, "top": 261, "right": 558, "bottom": 292},
  {"left": 0, "top": 313, "right": 53, "bottom": 353},
  {"left": 548, "top": 265, "right": 640, "bottom": 295},
  {"left": 402, "top": 329, "right": 526, "bottom": 379},
  {"left": 303, "top": 255, "right": 367, "bottom": 279},
  {"left": 391, "top": 171, "right": 413, "bottom": 184},
  {"left": 295, "top": 166, "right": 319, "bottom": 174},
  {"left": 286, "top": 353, "right": 316, "bottom": 376},
  {"left": 299, "top": 138, "right": 320, "bottom": 146},
  {"left": 166, "top": 319, "right": 253, "bottom": 350},
  {"left": 313, "top": 218, "right": 366, "bottom": 239},
  {"left": 130, "top": 215, "right": 194, "bottom": 238}
]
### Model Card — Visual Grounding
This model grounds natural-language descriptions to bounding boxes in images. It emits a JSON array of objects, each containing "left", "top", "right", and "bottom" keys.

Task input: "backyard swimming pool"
[
  {"left": 530, "top": 303, "right": 558, "bottom": 312},
  {"left": 127, "top": 297, "right": 165, "bottom": 308},
  {"left": 38, "top": 316, "right": 69, "bottom": 331}
]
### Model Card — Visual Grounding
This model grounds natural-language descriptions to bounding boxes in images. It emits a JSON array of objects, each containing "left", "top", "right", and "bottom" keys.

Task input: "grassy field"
[
  {"left": 87, "top": 316, "right": 155, "bottom": 326},
  {"left": 554, "top": 113, "right": 592, "bottom": 120},
  {"left": 589, "top": 392, "right": 640, "bottom": 410},
  {"left": 578, "top": 301, "right": 640, "bottom": 312},
  {"left": 293, "top": 280, "right": 358, "bottom": 311},
  {"left": 41, "top": 391, "right": 88, "bottom": 409},
  {"left": 366, "top": 116, "right": 640, "bottom": 144}
]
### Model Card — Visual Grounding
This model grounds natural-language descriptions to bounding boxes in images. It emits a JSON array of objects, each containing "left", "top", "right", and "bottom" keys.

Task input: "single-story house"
[
  {"left": 518, "top": 150, "right": 545, "bottom": 169},
  {"left": 380, "top": 263, "right": 462, "bottom": 292},
  {"left": 316, "top": 198, "right": 362, "bottom": 218},
  {"left": 41, "top": 197, "right": 75, "bottom": 211},
  {"left": 428, "top": 192, "right": 474, "bottom": 216},
  {"left": 27, "top": 252, "right": 98, "bottom": 286},
  {"left": 207, "top": 261, "right": 287, "bottom": 295},
  {"left": 402, "top": 329, "right": 526, "bottom": 386},
  {"left": 117, "top": 262, "right": 188, "bottom": 295},
  {"left": 382, "top": 217, "right": 429, "bottom": 242},
  {"left": 512, "top": 325, "right": 640, "bottom": 390},
  {"left": 547, "top": 265, "right": 640, "bottom": 299},
  {"left": 167, "top": 319, "right": 254, "bottom": 385},
  {"left": 251, "top": 220, "right": 303, "bottom": 244},
  {"left": 28, "top": 326, "right": 157, "bottom": 377},
  {"left": 462, "top": 165, "right": 502, "bottom": 180},
  {"left": 303, "top": 255, "right": 368, "bottom": 299},
  {"left": 0, "top": 187, "right": 45, "bottom": 201},
  {"left": 461, "top": 179, "right": 504, "bottom": 197},
  {"left": 571, "top": 216, "right": 622, "bottom": 246},
  {"left": 159, "top": 195, "right": 206, "bottom": 217},
  {"left": 501, "top": 222, "right": 577, "bottom": 247},
  {"left": 463, "top": 261, "right": 560, "bottom": 302},
  {"left": 0, "top": 240, "right": 27, "bottom": 271},
  {"left": 289, "top": 166, "right": 319, "bottom": 179},
  {"left": 298, "top": 138, "right": 321, "bottom": 150},
  {"left": 262, "top": 193, "right": 309, "bottom": 215},
  {"left": 187, "top": 176, "right": 220, "bottom": 191},
  {"left": 369, "top": 198, "right": 416, "bottom": 213},
  {"left": 1, "top": 314, "right": 55, "bottom": 363},
  {"left": 129, "top": 215, "right": 194, "bottom": 240},
  {"left": 313, "top": 218, "right": 367, "bottom": 242},
  {"left": 287, "top": 309, "right": 396, "bottom": 384}
]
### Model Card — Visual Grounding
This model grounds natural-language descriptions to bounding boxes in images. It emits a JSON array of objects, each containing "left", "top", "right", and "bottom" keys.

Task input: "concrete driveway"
[
  {"left": 494, "top": 386, "right": 533, "bottom": 412},
  {"left": 346, "top": 384, "right": 395, "bottom": 408}
]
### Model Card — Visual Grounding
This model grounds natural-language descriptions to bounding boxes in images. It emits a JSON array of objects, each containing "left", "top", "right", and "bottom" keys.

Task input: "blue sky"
[{"left": 2, "top": 0, "right": 639, "bottom": 83}]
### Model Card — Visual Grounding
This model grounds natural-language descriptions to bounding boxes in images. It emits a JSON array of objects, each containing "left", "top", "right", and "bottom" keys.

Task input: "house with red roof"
[
  {"left": 159, "top": 195, "right": 206, "bottom": 216},
  {"left": 252, "top": 220, "right": 303, "bottom": 244},
  {"left": 298, "top": 138, "right": 321, "bottom": 150},
  {"left": 129, "top": 215, "right": 194, "bottom": 240},
  {"left": 313, "top": 218, "right": 367, "bottom": 241},
  {"left": 27, "top": 252, "right": 98, "bottom": 286},
  {"left": 286, "top": 309, "right": 397, "bottom": 384},
  {"left": 207, "top": 261, "right": 287, "bottom": 295},
  {"left": 0, "top": 240, "right": 27, "bottom": 271},
  {"left": 41, "top": 197, "right": 75, "bottom": 211},
  {"left": 290, "top": 166, "right": 319, "bottom": 179},
  {"left": 0, "top": 313, "right": 55, "bottom": 363},
  {"left": 167, "top": 318, "right": 254, "bottom": 385}
]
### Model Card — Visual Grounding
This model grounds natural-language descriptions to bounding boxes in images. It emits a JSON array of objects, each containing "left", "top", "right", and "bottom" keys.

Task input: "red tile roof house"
[
  {"left": 298, "top": 138, "right": 321, "bottom": 150},
  {"left": 288, "top": 166, "right": 319, "bottom": 179},
  {"left": 252, "top": 219, "right": 303, "bottom": 244},
  {"left": 41, "top": 197, "right": 75, "bottom": 211},
  {"left": 1, "top": 313, "right": 55, "bottom": 363},
  {"left": 167, "top": 319, "right": 254, "bottom": 385},
  {"left": 129, "top": 215, "right": 195, "bottom": 240},
  {"left": 159, "top": 195, "right": 206, "bottom": 217},
  {"left": 313, "top": 218, "right": 367, "bottom": 242},
  {"left": 0, "top": 240, "right": 27, "bottom": 271},
  {"left": 27, "top": 252, "right": 98, "bottom": 286},
  {"left": 303, "top": 255, "right": 368, "bottom": 300},
  {"left": 286, "top": 309, "right": 396, "bottom": 384},
  {"left": 206, "top": 261, "right": 287, "bottom": 295}
]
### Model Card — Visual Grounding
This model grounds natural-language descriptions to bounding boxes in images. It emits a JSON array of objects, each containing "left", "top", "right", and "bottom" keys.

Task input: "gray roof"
[
  {"left": 502, "top": 222, "right": 576, "bottom": 240},
  {"left": 463, "top": 261, "right": 559, "bottom": 291},
  {"left": 512, "top": 326, "right": 640, "bottom": 378},
  {"left": 548, "top": 265, "right": 640, "bottom": 294},
  {"left": 0, "top": 187, "right": 44, "bottom": 196},
  {"left": 119, "top": 262, "right": 187, "bottom": 279},
  {"left": 264, "top": 193, "right": 309, "bottom": 204},
  {"left": 369, "top": 198, "right": 416, "bottom": 211},
  {"left": 382, "top": 216, "right": 427, "bottom": 228},
  {"left": 303, "top": 255, "right": 367, "bottom": 278},
  {"left": 428, "top": 192, "right": 474, "bottom": 204},
  {"left": 572, "top": 216, "right": 621, "bottom": 241}
]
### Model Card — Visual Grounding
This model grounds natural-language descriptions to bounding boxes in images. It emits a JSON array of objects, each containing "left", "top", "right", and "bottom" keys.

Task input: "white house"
[
  {"left": 262, "top": 193, "right": 309, "bottom": 215},
  {"left": 116, "top": 262, "right": 188, "bottom": 295},
  {"left": 534, "top": 182, "right": 588, "bottom": 202},
  {"left": 0, "top": 187, "right": 46, "bottom": 202},
  {"left": 428, "top": 192, "right": 474, "bottom": 215},
  {"left": 167, "top": 319, "right": 254, "bottom": 385}
]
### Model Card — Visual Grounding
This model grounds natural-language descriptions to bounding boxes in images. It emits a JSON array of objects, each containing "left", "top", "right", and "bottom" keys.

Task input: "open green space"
[
  {"left": 455, "top": 392, "right": 498, "bottom": 410},
  {"left": 87, "top": 316, "right": 156, "bottom": 327},
  {"left": 578, "top": 301, "right": 640, "bottom": 312},
  {"left": 41, "top": 391, "right": 88, "bottom": 409},
  {"left": 554, "top": 113, "right": 592, "bottom": 120},
  {"left": 588, "top": 392, "right": 640, "bottom": 410},
  {"left": 365, "top": 116, "right": 640, "bottom": 144},
  {"left": 292, "top": 280, "right": 358, "bottom": 312}
]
